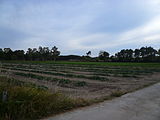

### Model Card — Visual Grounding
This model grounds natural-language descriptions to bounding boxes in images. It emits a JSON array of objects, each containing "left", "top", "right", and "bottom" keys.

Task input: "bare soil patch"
[{"left": 1, "top": 62, "right": 160, "bottom": 100}]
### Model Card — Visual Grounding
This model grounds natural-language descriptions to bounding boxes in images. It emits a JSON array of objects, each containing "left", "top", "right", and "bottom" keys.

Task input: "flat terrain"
[
  {"left": 0, "top": 61, "right": 160, "bottom": 100},
  {"left": 43, "top": 82, "right": 160, "bottom": 120},
  {"left": 0, "top": 61, "right": 160, "bottom": 119}
]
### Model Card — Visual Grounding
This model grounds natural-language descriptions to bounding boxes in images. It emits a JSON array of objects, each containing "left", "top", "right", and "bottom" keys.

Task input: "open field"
[
  {"left": 0, "top": 61, "right": 160, "bottom": 119},
  {"left": 1, "top": 61, "right": 160, "bottom": 100}
]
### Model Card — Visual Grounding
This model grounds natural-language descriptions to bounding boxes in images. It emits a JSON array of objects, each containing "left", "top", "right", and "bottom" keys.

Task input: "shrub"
[{"left": 0, "top": 76, "right": 86, "bottom": 120}]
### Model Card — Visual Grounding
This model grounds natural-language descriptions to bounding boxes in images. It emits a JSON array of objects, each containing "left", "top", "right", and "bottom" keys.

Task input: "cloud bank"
[{"left": 0, "top": 0, "right": 160, "bottom": 56}]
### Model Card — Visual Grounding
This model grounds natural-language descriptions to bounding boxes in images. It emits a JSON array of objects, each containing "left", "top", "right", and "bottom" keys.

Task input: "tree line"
[
  {"left": 0, "top": 46, "right": 160, "bottom": 62},
  {"left": 96, "top": 46, "right": 160, "bottom": 62},
  {"left": 0, "top": 46, "right": 60, "bottom": 61}
]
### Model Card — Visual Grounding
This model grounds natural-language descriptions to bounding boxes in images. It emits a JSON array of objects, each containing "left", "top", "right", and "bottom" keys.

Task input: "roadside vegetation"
[{"left": 0, "top": 76, "right": 89, "bottom": 120}]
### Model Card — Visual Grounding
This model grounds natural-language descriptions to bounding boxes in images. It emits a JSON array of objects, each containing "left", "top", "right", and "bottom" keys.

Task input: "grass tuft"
[{"left": 110, "top": 91, "right": 126, "bottom": 97}]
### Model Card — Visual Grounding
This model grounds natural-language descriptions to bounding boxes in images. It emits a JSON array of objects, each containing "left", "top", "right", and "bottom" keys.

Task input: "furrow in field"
[
  {"left": 1, "top": 68, "right": 110, "bottom": 86},
  {"left": 2, "top": 66, "right": 110, "bottom": 82}
]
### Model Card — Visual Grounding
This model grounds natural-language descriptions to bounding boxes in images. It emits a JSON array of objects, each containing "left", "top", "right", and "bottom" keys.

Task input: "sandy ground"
[{"left": 43, "top": 82, "right": 160, "bottom": 120}]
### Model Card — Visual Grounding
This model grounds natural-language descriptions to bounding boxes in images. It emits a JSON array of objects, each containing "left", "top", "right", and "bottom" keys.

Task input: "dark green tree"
[
  {"left": 99, "top": 51, "right": 109, "bottom": 61},
  {"left": 51, "top": 46, "right": 60, "bottom": 61},
  {"left": 115, "top": 49, "right": 133, "bottom": 62},
  {"left": 26, "top": 48, "right": 33, "bottom": 60},
  {"left": 158, "top": 49, "right": 160, "bottom": 56},
  {"left": 13, "top": 50, "right": 25, "bottom": 60},
  {"left": 86, "top": 51, "right": 91, "bottom": 57},
  {"left": 140, "top": 47, "right": 157, "bottom": 62},
  {"left": 4, "top": 48, "right": 13, "bottom": 60},
  {"left": 0, "top": 48, "right": 4, "bottom": 60}
]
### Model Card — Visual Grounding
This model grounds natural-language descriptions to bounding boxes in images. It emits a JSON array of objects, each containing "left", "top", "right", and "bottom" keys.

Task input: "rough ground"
[{"left": 43, "top": 82, "right": 160, "bottom": 120}]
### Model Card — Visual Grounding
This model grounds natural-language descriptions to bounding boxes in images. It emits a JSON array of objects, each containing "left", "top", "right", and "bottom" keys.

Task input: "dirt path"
[{"left": 43, "top": 82, "right": 160, "bottom": 120}]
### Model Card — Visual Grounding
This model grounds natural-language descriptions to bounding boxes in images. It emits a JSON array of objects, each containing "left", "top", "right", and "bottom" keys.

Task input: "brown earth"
[{"left": 1, "top": 64, "right": 160, "bottom": 100}]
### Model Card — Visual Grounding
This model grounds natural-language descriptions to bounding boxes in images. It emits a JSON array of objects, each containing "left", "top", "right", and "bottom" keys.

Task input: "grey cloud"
[{"left": 0, "top": 26, "right": 31, "bottom": 48}]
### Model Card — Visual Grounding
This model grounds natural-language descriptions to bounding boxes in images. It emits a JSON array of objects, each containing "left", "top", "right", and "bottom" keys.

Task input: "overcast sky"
[{"left": 0, "top": 0, "right": 160, "bottom": 56}]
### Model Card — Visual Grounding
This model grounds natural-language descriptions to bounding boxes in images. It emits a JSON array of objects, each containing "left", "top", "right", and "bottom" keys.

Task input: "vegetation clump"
[
  {"left": 110, "top": 91, "right": 126, "bottom": 97},
  {"left": 0, "top": 76, "right": 88, "bottom": 120},
  {"left": 74, "top": 81, "right": 87, "bottom": 87}
]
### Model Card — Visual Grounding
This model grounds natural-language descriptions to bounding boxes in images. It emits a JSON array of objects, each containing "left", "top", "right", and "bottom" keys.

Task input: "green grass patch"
[
  {"left": 13, "top": 72, "right": 87, "bottom": 87},
  {"left": 2, "top": 60, "right": 160, "bottom": 67}
]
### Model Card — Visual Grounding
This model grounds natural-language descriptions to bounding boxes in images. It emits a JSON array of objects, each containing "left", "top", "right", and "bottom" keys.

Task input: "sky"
[{"left": 0, "top": 0, "right": 160, "bottom": 56}]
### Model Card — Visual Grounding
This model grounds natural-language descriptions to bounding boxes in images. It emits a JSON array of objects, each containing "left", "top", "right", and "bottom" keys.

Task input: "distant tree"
[
  {"left": 26, "top": 48, "right": 39, "bottom": 60},
  {"left": 4, "top": 48, "right": 13, "bottom": 60},
  {"left": 99, "top": 51, "right": 109, "bottom": 61},
  {"left": 86, "top": 51, "right": 91, "bottom": 57},
  {"left": 115, "top": 49, "right": 133, "bottom": 62},
  {"left": 38, "top": 46, "right": 43, "bottom": 60},
  {"left": 110, "top": 55, "right": 116, "bottom": 62},
  {"left": 4, "top": 48, "right": 12, "bottom": 53},
  {"left": 0, "top": 46, "right": 159, "bottom": 62},
  {"left": 140, "top": 46, "right": 157, "bottom": 62},
  {"left": 0, "top": 48, "right": 4, "bottom": 60},
  {"left": 140, "top": 47, "right": 157, "bottom": 57},
  {"left": 51, "top": 46, "right": 60, "bottom": 61},
  {"left": 158, "top": 49, "right": 160, "bottom": 56},
  {"left": 38, "top": 46, "right": 43, "bottom": 54},
  {"left": 157, "top": 49, "right": 160, "bottom": 62},
  {"left": 126, "top": 49, "right": 134, "bottom": 61},
  {"left": 134, "top": 49, "right": 141, "bottom": 62},
  {"left": 13, "top": 50, "right": 25, "bottom": 60},
  {"left": 134, "top": 49, "right": 140, "bottom": 57},
  {"left": 32, "top": 48, "right": 39, "bottom": 60},
  {"left": 26, "top": 48, "right": 33, "bottom": 60},
  {"left": 42, "top": 47, "right": 50, "bottom": 60}
]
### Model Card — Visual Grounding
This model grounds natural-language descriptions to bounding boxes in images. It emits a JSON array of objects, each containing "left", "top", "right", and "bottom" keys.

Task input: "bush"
[{"left": 0, "top": 77, "right": 87, "bottom": 120}]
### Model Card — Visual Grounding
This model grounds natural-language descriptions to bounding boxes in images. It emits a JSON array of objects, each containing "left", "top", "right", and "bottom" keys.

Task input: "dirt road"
[{"left": 43, "top": 83, "right": 160, "bottom": 120}]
